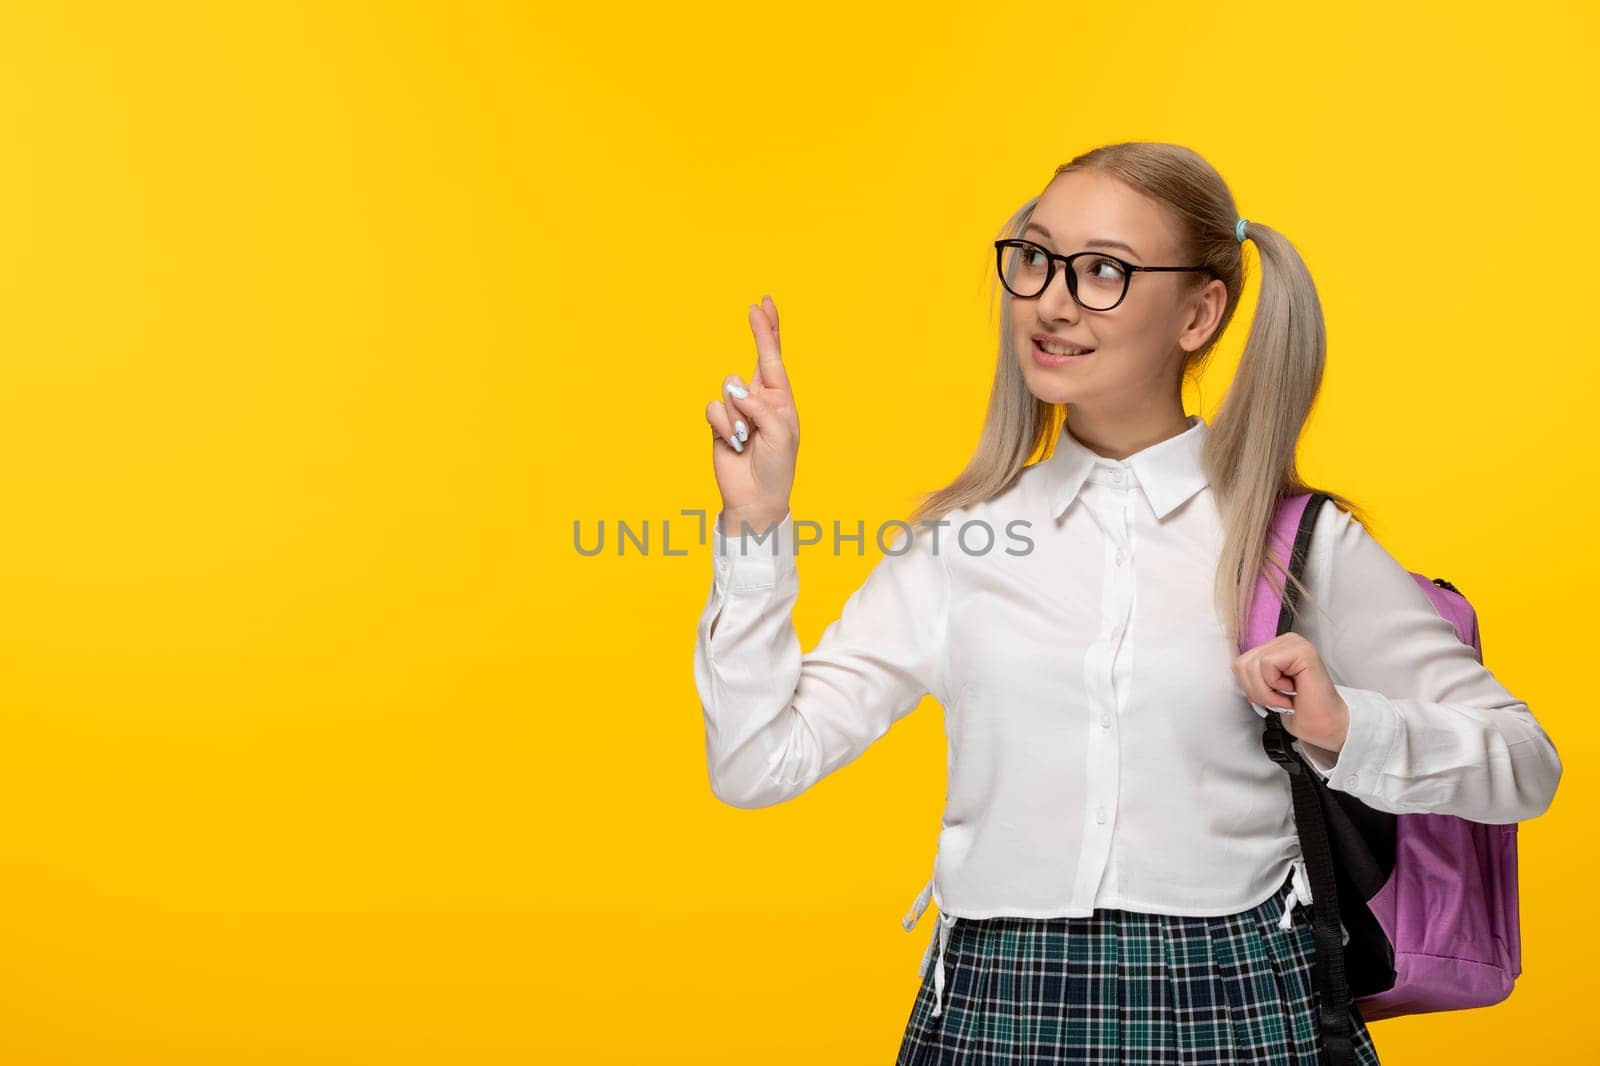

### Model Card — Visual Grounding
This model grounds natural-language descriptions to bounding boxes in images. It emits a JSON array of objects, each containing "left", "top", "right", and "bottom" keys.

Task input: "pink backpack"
[{"left": 1241, "top": 491, "right": 1523, "bottom": 1065}]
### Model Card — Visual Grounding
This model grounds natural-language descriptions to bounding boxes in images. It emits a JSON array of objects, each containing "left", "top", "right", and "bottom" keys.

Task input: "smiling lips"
[
  {"left": 1034, "top": 335, "right": 1094, "bottom": 356},
  {"left": 1032, "top": 337, "right": 1095, "bottom": 367}
]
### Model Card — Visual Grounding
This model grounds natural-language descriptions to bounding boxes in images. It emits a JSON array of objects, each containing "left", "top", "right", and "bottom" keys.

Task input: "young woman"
[{"left": 693, "top": 141, "right": 1562, "bottom": 1064}]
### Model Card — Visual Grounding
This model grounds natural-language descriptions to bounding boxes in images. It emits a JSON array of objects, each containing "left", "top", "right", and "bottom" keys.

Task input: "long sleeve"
[
  {"left": 693, "top": 509, "right": 950, "bottom": 809},
  {"left": 1290, "top": 499, "right": 1562, "bottom": 822}
]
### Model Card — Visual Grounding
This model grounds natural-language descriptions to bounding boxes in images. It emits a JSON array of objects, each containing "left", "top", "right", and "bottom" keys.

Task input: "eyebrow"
[{"left": 1023, "top": 222, "right": 1142, "bottom": 259}]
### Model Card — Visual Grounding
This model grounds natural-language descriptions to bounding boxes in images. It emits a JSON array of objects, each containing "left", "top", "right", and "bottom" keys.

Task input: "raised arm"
[{"left": 695, "top": 294, "right": 947, "bottom": 808}]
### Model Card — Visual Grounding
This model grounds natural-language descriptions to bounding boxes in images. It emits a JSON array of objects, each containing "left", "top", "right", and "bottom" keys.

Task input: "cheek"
[{"left": 1097, "top": 315, "right": 1172, "bottom": 365}]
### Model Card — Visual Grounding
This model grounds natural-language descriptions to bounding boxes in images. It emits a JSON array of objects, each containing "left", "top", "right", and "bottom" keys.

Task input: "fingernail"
[
  {"left": 749, "top": 303, "right": 759, "bottom": 315},
  {"left": 730, "top": 435, "right": 743, "bottom": 453},
  {"left": 727, "top": 382, "right": 748, "bottom": 399},
  {"left": 762, "top": 293, "right": 772, "bottom": 304},
  {"left": 734, "top": 420, "right": 748, "bottom": 442}
]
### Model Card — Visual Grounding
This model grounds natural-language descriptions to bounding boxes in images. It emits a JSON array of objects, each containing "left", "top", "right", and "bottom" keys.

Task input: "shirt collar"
[{"left": 1040, "top": 413, "right": 1211, "bottom": 522}]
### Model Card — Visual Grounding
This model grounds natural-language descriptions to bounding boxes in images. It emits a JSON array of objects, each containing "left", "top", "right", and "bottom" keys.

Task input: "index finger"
[{"left": 748, "top": 296, "right": 791, "bottom": 394}]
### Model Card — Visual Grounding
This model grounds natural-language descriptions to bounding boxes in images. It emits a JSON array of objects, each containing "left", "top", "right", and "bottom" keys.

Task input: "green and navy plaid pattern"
[{"left": 895, "top": 869, "right": 1381, "bottom": 1064}]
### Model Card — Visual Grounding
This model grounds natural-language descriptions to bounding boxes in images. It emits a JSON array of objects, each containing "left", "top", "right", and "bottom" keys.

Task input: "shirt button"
[
  {"left": 1345, "top": 773, "right": 1360, "bottom": 789},
  {"left": 1095, "top": 806, "right": 1108, "bottom": 825},
  {"left": 1114, "top": 549, "right": 1127, "bottom": 566},
  {"left": 1111, "top": 470, "right": 1124, "bottom": 483},
  {"left": 1100, "top": 713, "right": 1112, "bottom": 730}
]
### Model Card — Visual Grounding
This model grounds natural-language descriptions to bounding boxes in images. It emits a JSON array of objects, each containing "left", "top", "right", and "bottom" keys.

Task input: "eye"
[{"left": 1084, "top": 257, "right": 1126, "bottom": 281}]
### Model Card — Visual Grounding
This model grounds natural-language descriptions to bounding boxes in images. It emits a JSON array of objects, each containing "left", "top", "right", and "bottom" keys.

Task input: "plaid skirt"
[{"left": 895, "top": 867, "right": 1381, "bottom": 1064}]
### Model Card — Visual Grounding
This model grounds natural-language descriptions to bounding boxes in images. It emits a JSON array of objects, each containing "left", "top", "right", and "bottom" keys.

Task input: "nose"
[{"left": 1035, "top": 262, "right": 1082, "bottom": 322}]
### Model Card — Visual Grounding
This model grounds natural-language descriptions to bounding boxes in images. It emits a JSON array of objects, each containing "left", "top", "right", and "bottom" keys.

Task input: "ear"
[{"left": 1178, "top": 277, "right": 1228, "bottom": 353}]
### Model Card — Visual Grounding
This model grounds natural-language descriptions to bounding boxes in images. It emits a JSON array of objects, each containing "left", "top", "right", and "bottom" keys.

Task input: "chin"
[
  {"left": 1031, "top": 387, "right": 1080, "bottom": 406},
  {"left": 1019, "top": 364, "right": 1082, "bottom": 406}
]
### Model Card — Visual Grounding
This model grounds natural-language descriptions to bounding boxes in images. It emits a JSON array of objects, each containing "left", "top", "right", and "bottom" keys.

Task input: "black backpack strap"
[{"left": 1261, "top": 491, "right": 1357, "bottom": 1066}]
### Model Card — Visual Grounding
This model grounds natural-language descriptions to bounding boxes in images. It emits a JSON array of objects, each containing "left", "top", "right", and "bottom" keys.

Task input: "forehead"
[{"left": 1026, "top": 170, "right": 1175, "bottom": 261}]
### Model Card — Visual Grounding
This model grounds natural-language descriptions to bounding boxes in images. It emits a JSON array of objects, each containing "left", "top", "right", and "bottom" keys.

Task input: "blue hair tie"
[{"left": 1235, "top": 218, "right": 1250, "bottom": 242}]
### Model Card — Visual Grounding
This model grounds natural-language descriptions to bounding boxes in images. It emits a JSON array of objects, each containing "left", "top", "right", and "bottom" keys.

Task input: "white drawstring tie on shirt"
[
  {"left": 1277, "top": 857, "right": 1314, "bottom": 930},
  {"left": 1276, "top": 856, "right": 1351, "bottom": 946},
  {"left": 902, "top": 877, "right": 958, "bottom": 1018}
]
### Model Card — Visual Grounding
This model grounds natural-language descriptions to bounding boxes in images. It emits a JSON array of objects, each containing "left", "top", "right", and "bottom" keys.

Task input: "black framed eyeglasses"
[{"left": 993, "top": 238, "right": 1213, "bottom": 311}]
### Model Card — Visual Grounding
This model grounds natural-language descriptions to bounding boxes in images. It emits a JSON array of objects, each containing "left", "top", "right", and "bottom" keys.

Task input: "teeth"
[{"left": 1039, "top": 340, "right": 1090, "bottom": 356}]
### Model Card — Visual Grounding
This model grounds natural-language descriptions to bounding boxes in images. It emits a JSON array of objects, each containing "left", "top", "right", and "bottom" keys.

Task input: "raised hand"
[{"left": 705, "top": 294, "right": 799, "bottom": 538}]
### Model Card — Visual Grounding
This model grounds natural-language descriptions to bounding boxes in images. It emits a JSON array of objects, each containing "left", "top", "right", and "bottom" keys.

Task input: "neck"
[{"left": 1064, "top": 404, "right": 1192, "bottom": 461}]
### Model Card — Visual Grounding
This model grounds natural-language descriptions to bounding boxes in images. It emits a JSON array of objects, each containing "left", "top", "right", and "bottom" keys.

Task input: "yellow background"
[{"left": 0, "top": 1, "right": 1592, "bottom": 1062}]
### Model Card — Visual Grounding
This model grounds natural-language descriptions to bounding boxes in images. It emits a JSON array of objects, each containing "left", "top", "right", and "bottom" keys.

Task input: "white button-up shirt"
[{"left": 692, "top": 414, "right": 1561, "bottom": 1013}]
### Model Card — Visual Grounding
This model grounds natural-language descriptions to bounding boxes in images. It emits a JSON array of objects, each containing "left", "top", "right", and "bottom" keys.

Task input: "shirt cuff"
[
  {"left": 713, "top": 509, "right": 797, "bottom": 592},
  {"left": 1296, "top": 684, "right": 1402, "bottom": 795}
]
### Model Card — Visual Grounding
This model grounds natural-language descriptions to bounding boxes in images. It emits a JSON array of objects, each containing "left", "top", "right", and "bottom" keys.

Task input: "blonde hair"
[{"left": 909, "top": 141, "right": 1372, "bottom": 647}]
